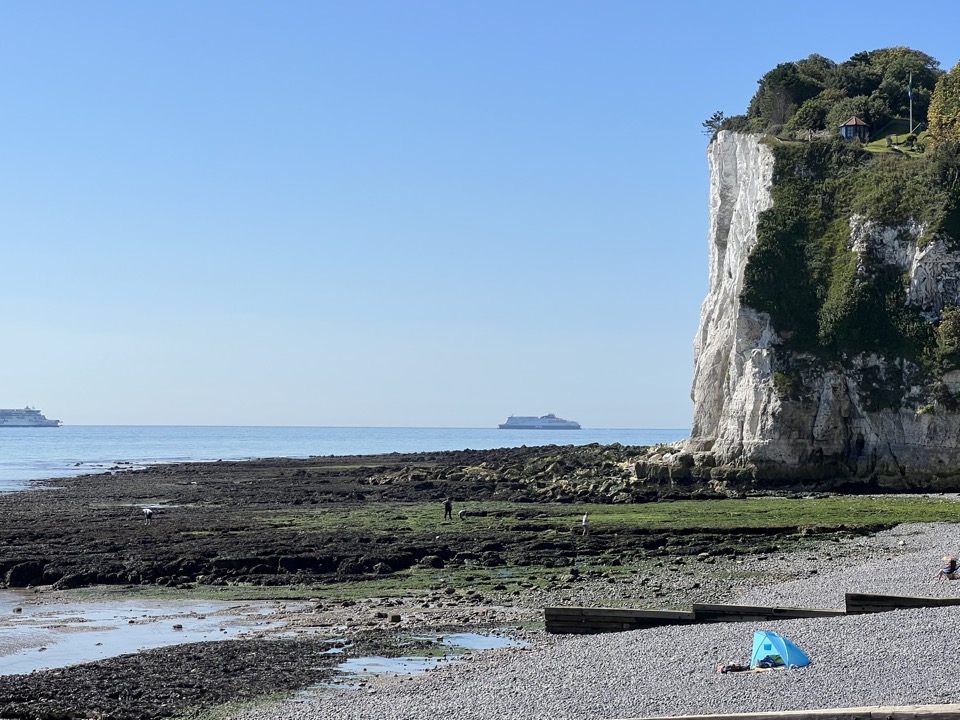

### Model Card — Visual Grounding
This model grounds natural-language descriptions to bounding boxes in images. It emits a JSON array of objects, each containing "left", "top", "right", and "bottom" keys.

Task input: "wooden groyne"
[
  {"left": 845, "top": 592, "right": 960, "bottom": 614},
  {"left": 545, "top": 593, "right": 960, "bottom": 634},
  {"left": 607, "top": 703, "right": 960, "bottom": 720},
  {"left": 690, "top": 603, "right": 845, "bottom": 623},
  {"left": 543, "top": 606, "right": 696, "bottom": 634}
]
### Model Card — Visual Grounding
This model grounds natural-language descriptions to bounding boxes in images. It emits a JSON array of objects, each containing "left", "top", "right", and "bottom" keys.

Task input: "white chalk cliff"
[
  {"left": 689, "top": 131, "right": 778, "bottom": 463},
  {"left": 646, "top": 131, "right": 960, "bottom": 492}
]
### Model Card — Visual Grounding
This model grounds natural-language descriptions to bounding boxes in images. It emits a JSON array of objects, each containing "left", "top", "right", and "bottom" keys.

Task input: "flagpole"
[{"left": 909, "top": 72, "right": 913, "bottom": 134}]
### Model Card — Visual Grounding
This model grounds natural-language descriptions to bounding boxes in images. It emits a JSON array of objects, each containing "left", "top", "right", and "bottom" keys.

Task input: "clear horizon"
[
  {"left": 7, "top": 421, "right": 691, "bottom": 430},
  {"left": 3, "top": 2, "right": 958, "bottom": 427}
]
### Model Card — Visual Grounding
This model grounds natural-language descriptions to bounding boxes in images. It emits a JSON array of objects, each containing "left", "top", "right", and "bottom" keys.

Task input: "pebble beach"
[{"left": 233, "top": 522, "right": 960, "bottom": 720}]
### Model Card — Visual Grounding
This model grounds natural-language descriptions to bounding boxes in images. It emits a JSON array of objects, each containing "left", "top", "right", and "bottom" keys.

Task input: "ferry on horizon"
[
  {"left": 498, "top": 413, "right": 581, "bottom": 430},
  {"left": 0, "top": 407, "right": 62, "bottom": 427}
]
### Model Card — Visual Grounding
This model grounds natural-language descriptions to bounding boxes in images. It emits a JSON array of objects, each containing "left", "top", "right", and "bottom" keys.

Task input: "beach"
[
  {"left": 1, "top": 448, "right": 959, "bottom": 719},
  {"left": 233, "top": 522, "right": 960, "bottom": 720}
]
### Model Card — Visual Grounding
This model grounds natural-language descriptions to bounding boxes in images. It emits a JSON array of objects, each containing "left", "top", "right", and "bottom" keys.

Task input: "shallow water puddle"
[
  {"left": 437, "top": 632, "right": 523, "bottom": 651},
  {"left": 0, "top": 591, "right": 298, "bottom": 676},
  {"left": 295, "top": 632, "right": 528, "bottom": 697}
]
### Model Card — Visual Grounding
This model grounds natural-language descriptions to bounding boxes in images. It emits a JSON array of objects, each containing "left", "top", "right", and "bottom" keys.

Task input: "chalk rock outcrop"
[{"left": 637, "top": 131, "right": 960, "bottom": 494}]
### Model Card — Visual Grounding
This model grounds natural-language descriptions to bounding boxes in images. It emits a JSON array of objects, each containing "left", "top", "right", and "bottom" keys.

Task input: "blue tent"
[{"left": 749, "top": 630, "right": 810, "bottom": 669}]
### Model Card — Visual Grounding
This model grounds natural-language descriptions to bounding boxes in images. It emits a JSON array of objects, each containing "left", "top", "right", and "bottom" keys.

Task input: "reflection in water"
[
  {"left": 0, "top": 590, "right": 528, "bottom": 689},
  {"left": 0, "top": 591, "right": 298, "bottom": 676},
  {"left": 296, "top": 632, "right": 528, "bottom": 696}
]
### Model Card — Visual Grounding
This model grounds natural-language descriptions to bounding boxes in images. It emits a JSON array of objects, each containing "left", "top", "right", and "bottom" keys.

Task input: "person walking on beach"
[
  {"left": 444, "top": 498, "right": 453, "bottom": 521},
  {"left": 581, "top": 512, "right": 589, "bottom": 536}
]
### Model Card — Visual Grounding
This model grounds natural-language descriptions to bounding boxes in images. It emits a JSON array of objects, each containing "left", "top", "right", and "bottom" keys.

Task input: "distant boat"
[
  {"left": 498, "top": 413, "right": 581, "bottom": 430},
  {"left": 0, "top": 407, "right": 61, "bottom": 427}
]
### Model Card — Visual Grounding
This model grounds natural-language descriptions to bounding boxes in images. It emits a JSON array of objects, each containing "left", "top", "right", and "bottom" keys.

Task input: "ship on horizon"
[
  {"left": 498, "top": 413, "right": 581, "bottom": 430},
  {"left": 0, "top": 407, "right": 62, "bottom": 427}
]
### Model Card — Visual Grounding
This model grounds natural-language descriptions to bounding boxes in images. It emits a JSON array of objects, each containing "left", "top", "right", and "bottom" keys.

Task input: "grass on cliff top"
[
  {"left": 863, "top": 120, "right": 928, "bottom": 157},
  {"left": 257, "top": 494, "right": 960, "bottom": 535}
]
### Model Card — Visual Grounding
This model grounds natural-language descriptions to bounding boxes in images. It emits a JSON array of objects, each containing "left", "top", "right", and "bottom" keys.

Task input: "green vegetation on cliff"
[
  {"left": 722, "top": 47, "right": 941, "bottom": 137},
  {"left": 733, "top": 50, "right": 960, "bottom": 398},
  {"left": 929, "top": 61, "right": 960, "bottom": 148},
  {"left": 740, "top": 139, "right": 960, "bottom": 360}
]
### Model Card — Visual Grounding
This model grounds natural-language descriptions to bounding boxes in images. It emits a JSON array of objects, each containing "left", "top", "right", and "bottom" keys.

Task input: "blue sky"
[{"left": 2, "top": 2, "right": 958, "bottom": 427}]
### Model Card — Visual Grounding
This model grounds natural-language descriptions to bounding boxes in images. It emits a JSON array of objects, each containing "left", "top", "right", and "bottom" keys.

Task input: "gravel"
[{"left": 232, "top": 522, "right": 960, "bottom": 720}]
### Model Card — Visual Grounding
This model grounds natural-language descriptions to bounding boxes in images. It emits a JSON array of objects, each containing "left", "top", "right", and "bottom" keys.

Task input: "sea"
[{"left": 0, "top": 425, "right": 688, "bottom": 492}]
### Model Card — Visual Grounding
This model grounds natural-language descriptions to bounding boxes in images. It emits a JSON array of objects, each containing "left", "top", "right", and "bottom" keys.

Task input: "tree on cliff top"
[
  {"left": 702, "top": 110, "right": 726, "bottom": 137},
  {"left": 744, "top": 47, "right": 941, "bottom": 135},
  {"left": 929, "top": 62, "right": 960, "bottom": 149},
  {"left": 748, "top": 59, "right": 826, "bottom": 127}
]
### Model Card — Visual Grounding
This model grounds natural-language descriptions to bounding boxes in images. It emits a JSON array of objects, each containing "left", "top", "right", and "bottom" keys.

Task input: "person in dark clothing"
[{"left": 444, "top": 498, "right": 453, "bottom": 521}]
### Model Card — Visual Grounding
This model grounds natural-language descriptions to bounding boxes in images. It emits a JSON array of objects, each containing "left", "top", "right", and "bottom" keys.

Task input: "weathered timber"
[
  {"left": 546, "top": 607, "right": 694, "bottom": 619},
  {"left": 607, "top": 702, "right": 960, "bottom": 720},
  {"left": 691, "top": 603, "right": 845, "bottom": 622},
  {"left": 845, "top": 593, "right": 960, "bottom": 614},
  {"left": 543, "top": 606, "right": 696, "bottom": 633},
  {"left": 544, "top": 603, "right": 842, "bottom": 634},
  {"left": 547, "top": 594, "right": 960, "bottom": 634}
]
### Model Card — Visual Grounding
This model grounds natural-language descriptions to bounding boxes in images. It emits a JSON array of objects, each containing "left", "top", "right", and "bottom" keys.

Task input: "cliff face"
[
  {"left": 638, "top": 131, "right": 960, "bottom": 494},
  {"left": 689, "top": 131, "right": 777, "bottom": 462}
]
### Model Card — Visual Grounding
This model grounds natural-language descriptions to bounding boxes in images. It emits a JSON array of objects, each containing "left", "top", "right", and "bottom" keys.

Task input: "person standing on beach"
[
  {"left": 444, "top": 498, "right": 453, "bottom": 521},
  {"left": 581, "top": 512, "right": 589, "bottom": 536}
]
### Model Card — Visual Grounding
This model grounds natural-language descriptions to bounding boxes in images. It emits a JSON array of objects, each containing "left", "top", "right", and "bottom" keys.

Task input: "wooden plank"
[
  {"left": 690, "top": 604, "right": 843, "bottom": 624},
  {"left": 542, "top": 606, "right": 587, "bottom": 617},
  {"left": 546, "top": 601, "right": 841, "bottom": 635},
  {"left": 548, "top": 591, "right": 960, "bottom": 636},
  {"left": 544, "top": 616, "right": 674, "bottom": 626},
  {"left": 543, "top": 617, "right": 696, "bottom": 626},
  {"left": 767, "top": 608, "right": 845, "bottom": 618},
  {"left": 578, "top": 608, "right": 696, "bottom": 621},
  {"left": 845, "top": 593, "right": 960, "bottom": 614},
  {"left": 545, "top": 619, "right": 638, "bottom": 629},
  {"left": 544, "top": 607, "right": 698, "bottom": 636},
  {"left": 607, "top": 702, "right": 960, "bottom": 720},
  {"left": 692, "top": 603, "right": 842, "bottom": 618},
  {"left": 545, "top": 622, "right": 635, "bottom": 634},
  {"left": 694, "top": 613, "right": 772, "bottom": 623},
  {"left": 692, "top": 603, "right": 784, "bottom": 614},
  {"left": 545, "top": 606, "right": 695, "bottom": 620},
  {"left": 544, "top": 606, "right": 700, "bottom": 634}
]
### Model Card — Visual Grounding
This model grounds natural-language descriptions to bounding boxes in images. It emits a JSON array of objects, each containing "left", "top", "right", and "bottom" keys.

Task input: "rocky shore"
[
  {"left": 0, "top": 445, "right": 654, "bottom": 594},
  {"left": 0, "top": 448, "right": 956, "bottom": 719}
]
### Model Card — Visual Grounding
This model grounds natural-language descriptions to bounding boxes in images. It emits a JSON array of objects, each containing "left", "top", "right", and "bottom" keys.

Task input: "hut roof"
[{"left": 840, "top": 116, "right": 870, "bottom": 127}]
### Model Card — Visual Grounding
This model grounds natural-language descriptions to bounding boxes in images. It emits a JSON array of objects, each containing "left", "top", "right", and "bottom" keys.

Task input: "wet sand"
[{"left": 0, "top": 590, "right": 303, "bottom": 675}]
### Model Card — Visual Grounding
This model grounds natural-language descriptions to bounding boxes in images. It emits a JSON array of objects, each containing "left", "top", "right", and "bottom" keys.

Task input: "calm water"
[{"left": 0, "top": 426, "right": 687, "bottom": 491}]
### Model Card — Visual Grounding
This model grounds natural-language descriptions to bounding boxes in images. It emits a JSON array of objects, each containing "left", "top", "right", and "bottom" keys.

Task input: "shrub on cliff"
[
  {"left": 741, "top": 137, "right": 958, "bottom": 373},
  {"left": 929, "top": 62, "right": 960, "bottom": 149},
  {"left": 937, "top": 306, "right": 960, "bottom": 371}
]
